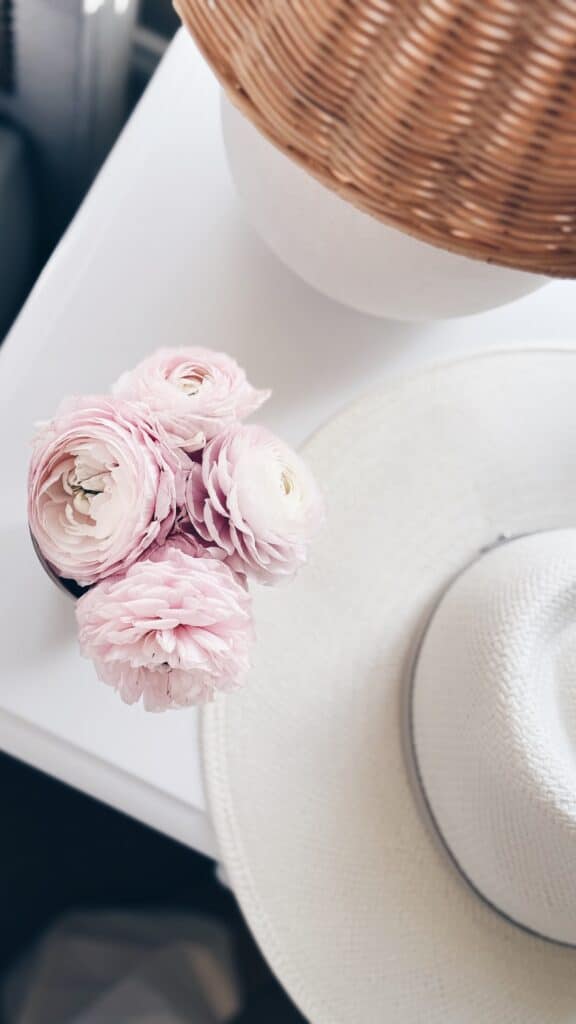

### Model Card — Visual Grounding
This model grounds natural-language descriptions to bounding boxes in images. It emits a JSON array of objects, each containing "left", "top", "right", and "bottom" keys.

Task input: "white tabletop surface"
[{"left": 1, "top": 28, "right": 575, "bottom": 861}]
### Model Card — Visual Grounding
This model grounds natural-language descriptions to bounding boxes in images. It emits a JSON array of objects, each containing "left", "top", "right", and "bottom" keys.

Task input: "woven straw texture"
[{"left": 175, "top": 0, "right": 576, "bottom": 277}]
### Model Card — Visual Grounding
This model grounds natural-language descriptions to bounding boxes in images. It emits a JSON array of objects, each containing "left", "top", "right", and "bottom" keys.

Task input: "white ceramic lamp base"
[{"left": 222, "top": 95, "right": 548, "bottom": 321}]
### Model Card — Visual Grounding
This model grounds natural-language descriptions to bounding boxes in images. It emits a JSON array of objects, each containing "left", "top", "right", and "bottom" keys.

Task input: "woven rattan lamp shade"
[{"left": 175, "top": 0, "right": 576, "bottom": 277}]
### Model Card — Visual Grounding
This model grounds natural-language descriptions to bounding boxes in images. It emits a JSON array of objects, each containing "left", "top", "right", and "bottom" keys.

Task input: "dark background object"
[
  {"left": 0, "top": 752, "right": 305, "bottom": 1022},
  {"left": 142, "top": 0, "right": 179, "bottom": 38},
  {"left": 0, "top": 752, "right": 238, "bottom": 976},
  {"left": 0, "top": 0, "right": 14, "bottom": 94},
  {"left": 0, "top": 0, "right": 182, "bottom": 342},
  {"left": 0, "top": 120, "right": 34, "bottom": 339}
]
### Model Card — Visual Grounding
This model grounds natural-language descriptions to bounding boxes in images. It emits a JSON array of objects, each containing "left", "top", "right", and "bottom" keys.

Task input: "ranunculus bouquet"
[{"left": 28, "top": 348, "right": 323, "bottom": 711}]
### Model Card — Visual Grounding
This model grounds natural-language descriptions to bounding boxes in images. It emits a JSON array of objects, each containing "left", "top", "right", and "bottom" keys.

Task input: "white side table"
[{"left": 1, "top": 29, "right": 574, "bottom": 862}]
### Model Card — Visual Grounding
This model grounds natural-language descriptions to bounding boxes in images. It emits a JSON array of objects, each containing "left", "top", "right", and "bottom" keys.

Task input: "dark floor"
[{"left": 0, "top": 752, "right": 306, "bottom": 1022}]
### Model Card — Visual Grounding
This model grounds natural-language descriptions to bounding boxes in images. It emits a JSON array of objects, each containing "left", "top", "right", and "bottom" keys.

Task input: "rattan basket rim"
[{"left": 175, "top": 0, "right": 576, "bottom": 279}]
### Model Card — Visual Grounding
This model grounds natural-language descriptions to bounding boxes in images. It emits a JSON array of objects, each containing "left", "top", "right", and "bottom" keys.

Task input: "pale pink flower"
[
  {"left": 28, "top": 396, "right": 186, "bottom": 588},
  {"left": 113, "top": 346, "right": 269, "bottom": 453},
  {"left": 185, "top": 424, "right": 324, "bottom": 584},
  {"left": 76, "top": 543, "right": 254, "bottom": 711},
  {"left": 152, "top": 518, "right": 229, "bottom": 564}
]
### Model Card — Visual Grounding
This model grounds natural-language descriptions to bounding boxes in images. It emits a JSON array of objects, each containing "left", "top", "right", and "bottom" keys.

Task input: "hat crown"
[{"left": 412, "top": 529, "right": 576, "bottom": 944}]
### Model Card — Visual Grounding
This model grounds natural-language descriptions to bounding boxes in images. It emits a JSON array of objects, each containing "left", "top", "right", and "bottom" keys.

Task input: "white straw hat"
[{"left": 202, "top": 347, "right": 576, "bottom": 1023}]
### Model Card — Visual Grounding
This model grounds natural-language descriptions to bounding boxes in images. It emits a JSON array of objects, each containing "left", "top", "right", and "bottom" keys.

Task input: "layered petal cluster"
[
  {"left": 28, "top": 347, "right": 323, "bottom": 711},
  {"left": 113, "top": 346, "right": 269, "bottom": 452},
  {"left": 76, "top": 543, "right": 254, "bottom": 711},
  {"left": 186, "top": 424, "right": 324, "bottom": 583},
  {"left": 29, "top": 396, "right": 185, "bottom": 587}
]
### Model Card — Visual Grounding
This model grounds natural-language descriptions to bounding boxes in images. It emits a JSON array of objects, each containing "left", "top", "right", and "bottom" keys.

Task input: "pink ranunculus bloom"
[
  {"left": 113, "top": 346, "right": 270, "bottom": 453},
  {"left": 167, "top": 514, "right": 231, "bottom": 563},
  {"left": 28, "top": 396, "right": 187, "bottom": 588},
  {"left": 185, "top": 424, "right": 324, "bottom": 584},
  {"left": 76, "top": 543, "right": 254, "bottom": 711}
]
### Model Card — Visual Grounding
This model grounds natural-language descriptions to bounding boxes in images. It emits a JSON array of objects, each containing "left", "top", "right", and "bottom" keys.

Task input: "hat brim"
[{"left": 202, "top": 348, "right": 576, "bottom": 1023}]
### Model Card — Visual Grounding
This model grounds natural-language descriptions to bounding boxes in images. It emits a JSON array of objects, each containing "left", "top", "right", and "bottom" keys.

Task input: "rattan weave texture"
[{"left": 176, "top": 0, "right": 576, "bottom": 276}]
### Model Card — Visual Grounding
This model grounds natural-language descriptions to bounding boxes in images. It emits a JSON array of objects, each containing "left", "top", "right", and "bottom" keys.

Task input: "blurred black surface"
[
  {"left": 230, "top": 985, "right": 308, "bottom": 1024},
  {"left": 142, "top": 0, "right": 180, "bottom": 38},
  {"left": 0, "top": 0, "right": 14, "bottom": 94},
  {"left": 0, "top": 751, "right": 306, "bottom": 1022}
]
